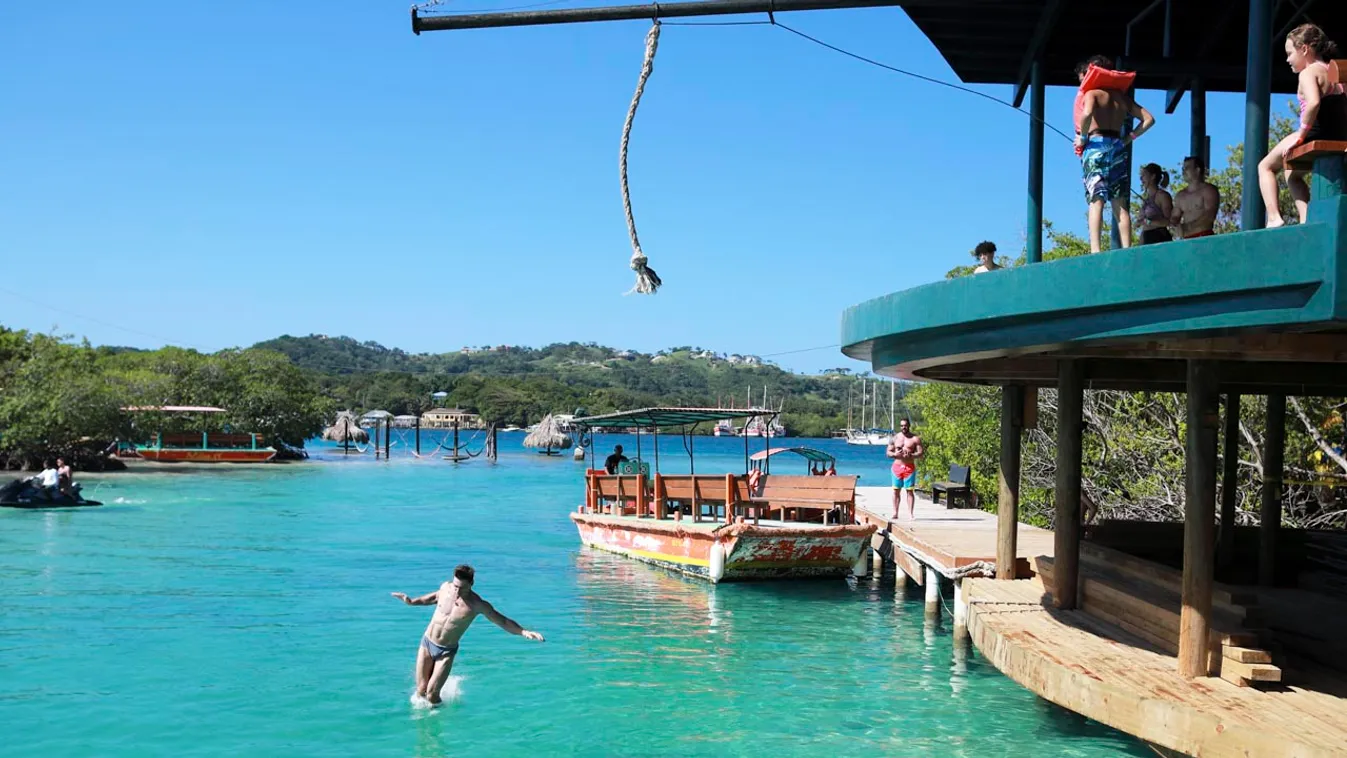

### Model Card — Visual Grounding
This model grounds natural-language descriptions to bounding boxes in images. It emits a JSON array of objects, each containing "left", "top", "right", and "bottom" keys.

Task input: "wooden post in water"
[
  {"left": 1260, "top": 393, "right": 1286, "bottom": 587},
  {"left": 997, "top": 385, "right": 1023, "bottom": 579},
  {"left": 374, "top": 421, "right": 381, "bottom": 460},
  {"left": 1053, "top": 361, "right": 1084, "bottom": 609},
  {"left": 415, "top": 415, "right": 421, "bottom": 456},
  {"left": 1179, "top": 360, "right": 1218, "bottom": 678},
  {"left": 453, "top": 420, "right": 461, "bottom": 463},
  {"left": 924, "top": 566, "right": 941, "bottom": 621},
  {"left": 1218, "top": 394, "right": 1239, "bottom": 577},
  {"left": 952, "top": 578, "right": 968, "bottom": 640}
]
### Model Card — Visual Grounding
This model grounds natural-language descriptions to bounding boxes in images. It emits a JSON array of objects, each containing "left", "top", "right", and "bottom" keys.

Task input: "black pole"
[
  {"left": 453, "top": 420, "right": 460, "bottom": 462},
  {"left": 385, "top": 418, "right": 391, "bottom": 459},
  {"left": 653, "top": 426, "right": 660, "bottom": 474},
  {"left": 413, "top": 0, "right": 907, "bottom": 33},
  {"left": 415, "top": 415, "right": 421, "bottom": 455},
  {"left": 688, "top": 426, "right": 695, "bottom": 476},
  {"left": 374, "top": 421, "right": 380, "bottom": 460},
  {"left": 635, "top": 426, "right": 642, "bottom": 467}
]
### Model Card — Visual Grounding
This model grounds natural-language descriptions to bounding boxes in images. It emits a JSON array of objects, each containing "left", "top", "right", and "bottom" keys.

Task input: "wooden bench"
[
  {"left": 655, "top": 474, "right": 746, "bottom": 522},
  {"left": 931, "top": 464, "right": 972, "bottom": 508},
  {"left": 742, "top": 474, "right": 858, "bottom": 525},
  {"left": 588, "top": 473, "right": 646, "bottom": 516}
]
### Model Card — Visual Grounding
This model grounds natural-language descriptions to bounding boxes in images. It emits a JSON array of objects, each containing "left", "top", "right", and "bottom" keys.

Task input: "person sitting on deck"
[
  {"left": 1171, "top": 155, "right": 1220, "bottom": 239},
  {"left": 886, "top": 419, "right": 924, "bottom": 521},
  {"left": 1137, "top": 163, "right": 1174, "bottom": 244},
  {"left": 604, "top": 445, "right": 628, "bottom": 475},
  {"left": 971, "top": 241, "right": 1001, "bottom": 273},
  {"left": 1073, "top": 55, "right": 1156, "bottom": 253},
  {"left": 1260, "top": 24, "right": 1347, "bottom": 228}
]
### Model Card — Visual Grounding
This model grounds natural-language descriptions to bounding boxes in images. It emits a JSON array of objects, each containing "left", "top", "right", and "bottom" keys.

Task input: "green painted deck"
[{"left": 840, "top": 193, "right": 1347, "bottom": 391}]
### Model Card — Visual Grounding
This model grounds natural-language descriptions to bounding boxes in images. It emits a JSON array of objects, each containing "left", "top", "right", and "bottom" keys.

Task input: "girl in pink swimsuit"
[{"left": 1259, "top": 24, "right": 1346, "bottom": 228}]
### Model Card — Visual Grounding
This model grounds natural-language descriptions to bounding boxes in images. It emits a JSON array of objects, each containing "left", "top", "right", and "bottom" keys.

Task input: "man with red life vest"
[
  {"left": 1171, "top": 155, "right": 1221, "bottom": 239},
  {"left": 886, "top": 418, "right": 924, "bottom": 521},
  {"left": 1072, "top": 56, "right": 1156, "bottom": 253}
]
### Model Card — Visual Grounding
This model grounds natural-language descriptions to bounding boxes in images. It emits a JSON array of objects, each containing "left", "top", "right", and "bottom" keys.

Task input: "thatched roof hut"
[
  {"left": 523, "top": 414, "right": 572, "bottom": 454},
  {"left": 323, "top": 410, "right": 370, "bottom": 444}
]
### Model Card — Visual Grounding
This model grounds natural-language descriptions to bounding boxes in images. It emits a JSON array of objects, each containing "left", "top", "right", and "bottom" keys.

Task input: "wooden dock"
[
  {"left": 854, "top": 486, "right": 1054, "bottom": 581},
  {"left": 966, "top": 577, "right": 1347, "bottom": 758}
]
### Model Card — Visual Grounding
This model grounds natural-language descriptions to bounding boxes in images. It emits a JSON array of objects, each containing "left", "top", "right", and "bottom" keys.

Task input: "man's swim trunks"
[
  {"left": 421, "top": 636, "right": 459, "bottom": 662},
  {"left": 1184, "top": 230, "right": 1214, "bottom": 239},
  {"left": 1080, "top": 135, "right": 1128, "bottom": 203},
  {"left": 891, "top": 460, "right": 917, "bottom": 489}
]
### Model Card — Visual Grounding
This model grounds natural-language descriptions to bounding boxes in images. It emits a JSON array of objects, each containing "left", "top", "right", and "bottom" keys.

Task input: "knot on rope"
[{"left": 619, "top": 21, "right": 662, "bottom": 295}]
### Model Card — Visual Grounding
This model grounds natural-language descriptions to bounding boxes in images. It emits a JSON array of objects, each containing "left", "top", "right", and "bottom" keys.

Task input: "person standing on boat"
[
  {"left": 391, "top": 564, "right": 543, "bottom": 706},
  {"left": 886, "top": 419, "right": 924, "bottom": 521},
  {"left": 604, "top": 445, "right": 628, "bottom": 475}
]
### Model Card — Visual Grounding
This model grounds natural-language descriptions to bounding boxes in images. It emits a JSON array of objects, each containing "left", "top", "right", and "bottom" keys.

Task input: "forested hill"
[{"left": 251, "top": 335, "right": 912, "bottom": 436}]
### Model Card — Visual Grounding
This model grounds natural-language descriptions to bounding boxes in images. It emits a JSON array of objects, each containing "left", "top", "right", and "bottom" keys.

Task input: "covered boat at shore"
[
  {"left": 117, "top": 406, "right": 277, "bottom": 463},
  {"left": 570, "top": 407, "right": 874, "bottom": 583}
]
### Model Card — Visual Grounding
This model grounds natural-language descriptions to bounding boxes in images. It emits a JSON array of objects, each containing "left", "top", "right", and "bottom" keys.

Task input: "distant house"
[{"left": 421, "top": 408, "right": 482, "bottom": 429}]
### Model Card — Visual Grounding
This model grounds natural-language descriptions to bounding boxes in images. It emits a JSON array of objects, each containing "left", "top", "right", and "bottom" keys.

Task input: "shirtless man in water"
[
  {"left": 1171, "top": 155, "right": 1220, "bottom": 239},
  {"left": 391, "top": 564, "right": 543, "bottom": 705},
  {"left": 1073, "top": 55, "right": 1155, "bottom": 253},
  {"left": 886, "top": 418, "right": 924, "bottom": 521}
]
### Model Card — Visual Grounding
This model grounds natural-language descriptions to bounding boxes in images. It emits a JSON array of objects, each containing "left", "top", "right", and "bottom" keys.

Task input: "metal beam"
[
  {"left": 1011, "top": 0, "right": 1063, "bottom": 108},
  {"left": 1243, "top": 0, "right": 1273, "bottom": 231},
  {"left": 1026, "top": 59, "right": 1045, "bottom": 263},
  {"left": 1274, "top": 0, "right": 1319, "bottom": 41},
  {"left": 412, "top": 0, "right": 911, "bottom": 32}
]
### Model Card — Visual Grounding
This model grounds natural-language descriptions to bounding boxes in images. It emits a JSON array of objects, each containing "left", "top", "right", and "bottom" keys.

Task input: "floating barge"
[
  {"left": 570, "top": 407, "right": 875, "bottom": 582},
  {"left": 118, "top": 406, "right": 277, "bottom": 463}
]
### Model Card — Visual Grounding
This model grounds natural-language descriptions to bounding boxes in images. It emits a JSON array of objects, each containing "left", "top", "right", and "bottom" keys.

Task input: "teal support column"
[
  {"left": 1241, "top": 0, "right": 1272, "bottom": 231},
  {"left": 1190, "top": 79, "right": 1207, "bottom": 165},
  {"left": 1027, "top": 59, "right": 1045, "bottom": 264}
]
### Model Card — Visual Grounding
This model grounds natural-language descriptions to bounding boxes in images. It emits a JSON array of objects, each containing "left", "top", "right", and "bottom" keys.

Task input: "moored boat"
[
  {"left": 569, "top": 407, "right": 874, "bottom": 583},
  {"left": 117, "top": 406, "right": 277, "bottom": 463}
]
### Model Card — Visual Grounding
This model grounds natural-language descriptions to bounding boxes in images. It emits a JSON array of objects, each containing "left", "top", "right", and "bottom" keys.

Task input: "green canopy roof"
[
  {"left": 750, "top": 447, "right": 836, "bottom": 465},
  {"left": 572, "top": 407, "right": 774, "bottom": 429}
]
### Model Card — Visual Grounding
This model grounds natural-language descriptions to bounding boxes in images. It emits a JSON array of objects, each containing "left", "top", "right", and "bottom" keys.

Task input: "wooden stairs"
[{"left": 1034, "top": 542, "right": 1282, "bottom": 688}]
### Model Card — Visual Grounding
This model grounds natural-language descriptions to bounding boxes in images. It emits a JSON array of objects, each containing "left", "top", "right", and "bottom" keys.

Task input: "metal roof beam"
[
  {"left": 410, "top": 0, "right": 963, "bottom": 32},
  {"left": 1012, "top": 0, "right": 1064, "bottom": 108}
]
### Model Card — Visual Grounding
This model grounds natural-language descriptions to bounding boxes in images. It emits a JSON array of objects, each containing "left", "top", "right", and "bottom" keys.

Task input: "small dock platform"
[
  {"left": 966, "top": 577, "right": 1347, "bottom": 758},
  {"left": 854, "top": 486, "right": 1054, "bottom": 580},
  {"left": 852, "top": 486, "right": 1054, "bottom": 632}
]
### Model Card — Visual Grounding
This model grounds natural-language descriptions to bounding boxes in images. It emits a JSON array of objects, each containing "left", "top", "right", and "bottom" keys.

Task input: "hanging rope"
[{"left": 619, "top": 21, "right": 663, "bottom": 295}]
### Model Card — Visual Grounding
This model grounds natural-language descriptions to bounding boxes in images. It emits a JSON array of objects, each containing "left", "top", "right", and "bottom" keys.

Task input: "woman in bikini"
[
  {"left": 1259, "top": 23, "right": 1347, "bottom": 228},
  {"left": 1137, "top": 163, "right": 1174, "bottom": 245}
]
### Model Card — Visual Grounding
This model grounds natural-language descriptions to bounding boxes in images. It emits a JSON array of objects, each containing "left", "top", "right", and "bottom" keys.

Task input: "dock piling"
[
  {"left": 1179, "top": 360, "right": 1218, "bottom": 678},
  {"left": 953, "top": 578, "right": 968, "bottom": 640},
  {"left": 1053, "top": 360, "right": 1084, "bottom": 609},
  {"left": 924, "top": 566, "right": 940, "bottom": 621}
]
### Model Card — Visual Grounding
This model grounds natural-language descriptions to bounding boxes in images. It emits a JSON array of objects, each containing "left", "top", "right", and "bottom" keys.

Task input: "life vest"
[{"left": 1073, "top": 64, "right": 1137, "bottom": 134}]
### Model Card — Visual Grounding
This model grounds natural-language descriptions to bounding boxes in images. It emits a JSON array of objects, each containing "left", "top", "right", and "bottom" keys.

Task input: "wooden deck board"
[
  {"left": 966, "top": 578, "right": 1347, "bottom": 758},
  {"left": 854, "top": 487, "right": 1054, "bottom": 577}
]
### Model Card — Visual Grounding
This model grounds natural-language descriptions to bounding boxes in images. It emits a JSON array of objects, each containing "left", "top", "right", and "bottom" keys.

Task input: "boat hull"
[
  {"left": 571, "top": 513, "right": 875, "bottom": 582},
  {"left": 135, "top": 449, "right": 277, "bottom": 463}
]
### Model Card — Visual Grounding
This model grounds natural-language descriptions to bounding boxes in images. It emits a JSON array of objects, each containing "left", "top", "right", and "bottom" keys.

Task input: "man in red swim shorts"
[
  {"left": 886, "top": 418, "right": 924, "bottom": 521},
  {"left": 1172, "top": 155, "right": 1220, "bottom": 239}
]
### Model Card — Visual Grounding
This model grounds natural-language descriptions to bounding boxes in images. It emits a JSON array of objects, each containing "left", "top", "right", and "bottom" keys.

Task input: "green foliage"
[{"left": 0, "top": 330, "right": 332, "bottom": 467}]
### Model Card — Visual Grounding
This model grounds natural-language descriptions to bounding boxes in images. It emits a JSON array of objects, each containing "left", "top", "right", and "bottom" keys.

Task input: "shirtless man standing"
[
  {"left": 391, "top": 564, "right": 543, "bottom": 705},
  {"left": 1171, "top": 155, "right": 1220, "bottom": 239},
  {"left": 1073, "top": 55, "right": 1155, "bottom": 253},
  {"left": 886, "top": 418, "right": 924, "bottom": 521}
]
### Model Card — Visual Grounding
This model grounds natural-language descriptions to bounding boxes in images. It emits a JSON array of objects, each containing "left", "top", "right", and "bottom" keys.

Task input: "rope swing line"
[{"left": 619, "top": 20, "right": 664, "bottom": 295}]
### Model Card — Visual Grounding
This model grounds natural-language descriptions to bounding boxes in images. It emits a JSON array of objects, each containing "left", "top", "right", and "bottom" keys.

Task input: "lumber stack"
[{"left": 1034, "top": 543, "right": 1282, "bottom": 687}]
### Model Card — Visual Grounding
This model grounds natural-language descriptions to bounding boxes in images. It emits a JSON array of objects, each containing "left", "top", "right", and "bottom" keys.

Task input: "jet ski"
[{"left": 0, "top": 478, "right": 103, "bottom": 509}]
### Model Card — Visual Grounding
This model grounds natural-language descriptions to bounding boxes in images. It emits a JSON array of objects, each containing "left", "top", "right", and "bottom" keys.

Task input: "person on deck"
[
  {"left": 971, "top": 241, "right": 1001, "bottom": 273},
  {"left": 886, "top": 418, "right": 924, "bottom": 521},
  {"left": 391, "top": 564, "right": 543, "bottom": 706},
  {"left": 1137, "top": 163, "right": 1174, "bottom": 244},
  {"left": 1171, "top": 156, "right": 1220, "bottom": 239},
  {"left": 604, "top": 445, "right": 628, "bottom": 475},
  {"left": 1073, "top": 55, "right": 1156, "bottom": 253},
  {"left": 1260, "top": 24, "right": 1347, "bottom": 228}
]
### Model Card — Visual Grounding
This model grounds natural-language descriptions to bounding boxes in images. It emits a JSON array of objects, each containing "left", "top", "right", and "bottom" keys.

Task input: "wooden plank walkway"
[
  {"left": 965, "top": 577, "right": 1347, "bottom": 758},
  {"left": 854, "top": 486, "right": 1054, "bottom": 579}
]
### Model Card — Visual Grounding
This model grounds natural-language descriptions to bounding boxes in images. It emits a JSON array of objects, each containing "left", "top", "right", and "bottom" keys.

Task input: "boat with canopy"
[
  {"left": 116, "top": 406, "right": 277, "bottom": 463},
  {"left": 571, "top": 407, "right": 874, "bottom": 583},
  {"left": 749, "top": 446, "right": 836, "bottom": 474}
]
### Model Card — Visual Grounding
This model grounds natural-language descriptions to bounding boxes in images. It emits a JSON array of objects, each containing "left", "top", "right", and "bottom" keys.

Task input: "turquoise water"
[{"left": 0, "top": 435, "right": 1148, "bottom": 756}]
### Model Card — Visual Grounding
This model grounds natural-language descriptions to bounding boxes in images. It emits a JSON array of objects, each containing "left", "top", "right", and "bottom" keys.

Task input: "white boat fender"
[{"left": 709, "top": 541, "right": 726, "bottom": 583}]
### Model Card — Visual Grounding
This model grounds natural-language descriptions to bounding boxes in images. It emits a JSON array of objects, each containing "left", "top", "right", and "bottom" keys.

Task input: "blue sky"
[{"left": 2, "top": 1, "right": 1255, "bottom": 373}]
